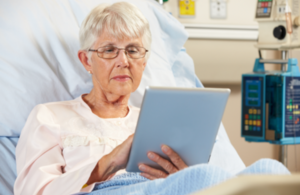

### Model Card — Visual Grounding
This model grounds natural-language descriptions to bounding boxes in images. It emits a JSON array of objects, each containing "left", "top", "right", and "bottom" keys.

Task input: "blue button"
[
  {"left": 253, "top": 126, "right": 257, "bottom": 131},
  {"left": 257, "top": 127, "right": 261, "bottom": 131},
  {"left": 263, "top": 8, "right": 268, "bottom": 13}
]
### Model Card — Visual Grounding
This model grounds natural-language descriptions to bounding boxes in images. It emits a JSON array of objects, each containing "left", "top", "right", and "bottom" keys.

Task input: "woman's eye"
[
  {"left": 127, "top": 47, "right": 138, "bottom": 53},
  {"left": 105, "top": 49, "right": 114, "bottom": 53},
  {"left": 99, "top": 46, "right": 116, "bottom": 53},
  {"left": 128, "top": 50, "right": 137, "bottom": 53}
]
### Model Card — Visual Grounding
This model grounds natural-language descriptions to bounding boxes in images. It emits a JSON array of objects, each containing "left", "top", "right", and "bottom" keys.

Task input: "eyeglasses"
[{"left": 88, "top": 46, "right": 148, "bottom": 59}]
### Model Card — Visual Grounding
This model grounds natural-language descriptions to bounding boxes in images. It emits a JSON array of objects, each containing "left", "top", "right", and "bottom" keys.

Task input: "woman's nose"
[{"left": 116, "top": 49, "right": 129, "bottom": 68}]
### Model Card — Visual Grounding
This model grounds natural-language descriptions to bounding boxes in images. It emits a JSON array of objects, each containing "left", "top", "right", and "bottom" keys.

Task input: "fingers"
[
  {"left": 122, "top": 134, "right": 134, "bottom": 148},
  {"left": 139, "top": 164, "right": 168, "bottom": 179},
  {"left": 140, "top": 172, "right": 157, "bottom": 180},
  {"left": 147, "top": 152, "right": 178, "bottom": 174},
  {"left": 161, "top": 145, "right": 188, "bottom": 170}
]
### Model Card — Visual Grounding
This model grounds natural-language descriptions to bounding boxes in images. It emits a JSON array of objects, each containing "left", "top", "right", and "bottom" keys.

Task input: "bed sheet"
[{"left": 0, "top": 137, "right": 18, "bottom": 195}]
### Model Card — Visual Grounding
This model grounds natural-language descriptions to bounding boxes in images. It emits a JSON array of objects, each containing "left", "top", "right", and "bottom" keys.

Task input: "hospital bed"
[
  {"left": 193, "top": 174, "right": 300, "bottom": 195},
  {"left": 0, "top": 0, "right": 295, "bottom": 195}
]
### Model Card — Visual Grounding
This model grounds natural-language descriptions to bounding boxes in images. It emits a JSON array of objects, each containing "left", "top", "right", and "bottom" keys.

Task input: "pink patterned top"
[{"left": 14, "top": 95, "right": 140, "bottom": 195}]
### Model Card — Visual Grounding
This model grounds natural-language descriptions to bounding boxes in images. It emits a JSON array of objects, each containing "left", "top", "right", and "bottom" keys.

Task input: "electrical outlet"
[
  {"left": 210, "top": 0, "right": 227, "bottom": 19},
  {"left": 277, "top": 5, "right": 286, "bottom": 14}
]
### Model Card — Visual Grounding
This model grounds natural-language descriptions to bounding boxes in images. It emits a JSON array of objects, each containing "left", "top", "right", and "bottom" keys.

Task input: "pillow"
[{"left": 0, "top": 0, "right": 195, "bottom": 136}]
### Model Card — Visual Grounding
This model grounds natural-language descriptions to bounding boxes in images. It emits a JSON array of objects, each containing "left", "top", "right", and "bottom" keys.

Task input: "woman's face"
[{"left": 88, "top": 31, "right": 147, "bottom": 97}]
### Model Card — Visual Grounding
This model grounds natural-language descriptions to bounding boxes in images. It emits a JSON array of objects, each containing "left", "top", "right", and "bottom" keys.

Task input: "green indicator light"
[
  {"left": 289, "top": 116, "right": 293, "bottom": 120},
  {"left": 249, "top": 126, "right": 252, "bottom": 130},
  {"left": 249, "top": 115, "right": 252, "bottom": 119},
  {"left": 248, "top": 85, "right": 258, "bottom": 90},
  {"left": 253, "top": 115, "right": 257, "bottom": 120},
  {"left": 249, "top": 101, "right": 258, "bottom": 105},
  {"left": 249, "top": 93, "right": 258, "bottom": 98},
  {"left": 290, "top": 99, "right": 293, "bottom": 102},
  {"left": 257, "top": 115, "right": 261, "bottom": 119}
]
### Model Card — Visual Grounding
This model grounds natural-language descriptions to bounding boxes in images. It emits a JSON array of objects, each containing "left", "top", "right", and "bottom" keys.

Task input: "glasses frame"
[{"left": 88, "top": 46, "right": 148, "bottom": 59}]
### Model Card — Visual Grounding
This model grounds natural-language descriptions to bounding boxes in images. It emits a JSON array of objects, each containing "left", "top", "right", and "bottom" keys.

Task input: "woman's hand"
[
  {"left": 87, "top": 134, "right": 134, "bottom": 184},
  {"left": 138, "top": 145, "right": 188, "bottom": 180},
  {"left": 108, "top": 134, "right": 134, "bottom": 170}
]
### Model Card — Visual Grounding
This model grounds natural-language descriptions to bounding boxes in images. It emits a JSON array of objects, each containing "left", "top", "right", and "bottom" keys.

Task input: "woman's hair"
[{"left": 79, "top": 2, "right": 152, "bottom": 61}]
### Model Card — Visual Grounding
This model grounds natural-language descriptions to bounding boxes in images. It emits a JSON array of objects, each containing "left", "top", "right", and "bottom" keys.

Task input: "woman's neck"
[{"left": 83, "top": 88, "right": 130, "bottom": 119}]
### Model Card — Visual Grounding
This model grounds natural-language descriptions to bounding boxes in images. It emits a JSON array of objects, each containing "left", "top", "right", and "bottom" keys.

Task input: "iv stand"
[
  {"left": 259, "top": 50, "right": 288, "bottom": 167},
  {"left": 280, "top": 50, "right": 288, "bottom": 167}
]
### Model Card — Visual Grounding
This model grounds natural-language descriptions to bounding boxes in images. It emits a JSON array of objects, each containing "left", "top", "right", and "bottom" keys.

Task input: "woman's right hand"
[
  {"left": 87, "top": 134, "right": 134, "bottom": 184},
  {"left": 108, "top": 134, "right": 134, "bottom": 171}
]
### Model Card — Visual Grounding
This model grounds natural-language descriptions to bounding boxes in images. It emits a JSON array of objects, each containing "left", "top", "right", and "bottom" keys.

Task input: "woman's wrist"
[{"left": 86, "top": 154, "right": 118, "bottom": 185}]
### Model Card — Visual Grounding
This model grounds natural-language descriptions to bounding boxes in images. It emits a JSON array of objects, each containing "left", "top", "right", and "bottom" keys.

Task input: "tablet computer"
[{"left": 126, "top": 87, "right": 230, "bottom": 172}]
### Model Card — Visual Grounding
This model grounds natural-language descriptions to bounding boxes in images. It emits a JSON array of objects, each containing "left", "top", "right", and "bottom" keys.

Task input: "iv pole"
[{"left": 280, "top": 50, "right": 288, "bottom": 167}]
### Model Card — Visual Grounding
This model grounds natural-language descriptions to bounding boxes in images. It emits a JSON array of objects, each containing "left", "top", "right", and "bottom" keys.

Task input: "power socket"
[{"left": 210, "top": 0, "right": 227, "bottom": 19}]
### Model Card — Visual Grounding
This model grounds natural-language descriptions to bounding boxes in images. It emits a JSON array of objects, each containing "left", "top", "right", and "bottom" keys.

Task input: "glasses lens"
[
  {"left": 126, "top": 46, "right": 146, "bottom": 59},
  {"left": 98, "top": 46, "right": 118, "bottom": 59},
  {"left": 96, "top": 46, "right": 147, "bottom": 59}
]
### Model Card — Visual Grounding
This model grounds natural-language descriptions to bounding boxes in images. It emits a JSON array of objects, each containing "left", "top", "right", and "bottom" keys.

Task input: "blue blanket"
[{"left": 87, "top": 159, "right": 290, "bottom": 195}]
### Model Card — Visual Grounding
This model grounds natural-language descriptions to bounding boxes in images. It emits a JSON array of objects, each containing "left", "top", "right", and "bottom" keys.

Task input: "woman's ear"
[
  {"left": 142, "top": 60, "right": 147, "bottom": 71},
  {"left": 78, "top": 50, "right": 92, "bottom": 72}
]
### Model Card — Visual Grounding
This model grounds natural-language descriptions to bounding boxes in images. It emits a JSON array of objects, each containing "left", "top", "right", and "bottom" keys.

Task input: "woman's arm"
[
  {"left": 14, "top": 105, "right": 113, "bottom": 195},
  {"left": 86, "top": 134, "right": 134, "bottom": 184}
]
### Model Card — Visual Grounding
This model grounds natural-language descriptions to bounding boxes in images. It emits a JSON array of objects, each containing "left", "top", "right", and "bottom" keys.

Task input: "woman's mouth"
[{"left": 112, "top": 75, "right": 131, "bottom": 82}]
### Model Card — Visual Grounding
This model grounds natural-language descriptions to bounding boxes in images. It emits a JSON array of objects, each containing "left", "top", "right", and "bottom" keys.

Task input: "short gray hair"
[{"left": 79, "top": 2, "right": 152, "bottom": 61}]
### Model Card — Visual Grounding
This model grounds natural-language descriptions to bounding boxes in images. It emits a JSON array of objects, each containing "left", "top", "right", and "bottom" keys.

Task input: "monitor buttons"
[
  {"left": 257, "top": 120, "right": 261, "bottom": 127},
  {"left": 257, "top": 109, "right": 261, "bottom": 114},
  {"left": 253, "top": 120, "right": 257, "bottom": 126},
  {"left": 258, "top": 2, "right": 262, "bottom": 7},
  {"left": 253, "top": 109, "right": 257, "bottom": 114},
  {"left": 268, "top": 2, "right": 272, "bottom": 7}
]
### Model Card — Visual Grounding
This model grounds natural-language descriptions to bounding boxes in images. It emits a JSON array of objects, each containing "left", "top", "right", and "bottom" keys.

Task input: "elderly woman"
[
  {"left": 14, "top": 2, "right": 289, "bottom": 195},
  {"left": 14, "top": 2, "right": 189, "bottom": 195}
]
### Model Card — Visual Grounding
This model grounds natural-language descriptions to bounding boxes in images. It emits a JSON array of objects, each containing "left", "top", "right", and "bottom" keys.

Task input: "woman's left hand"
[{"left": 138, "top": 145, "right": 188, "bottom": 180}]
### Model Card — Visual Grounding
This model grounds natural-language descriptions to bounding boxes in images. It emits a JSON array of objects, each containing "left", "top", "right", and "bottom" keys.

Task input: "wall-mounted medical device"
[
  {"left": 242, "top": 59, "right": 300, "bottom": 144},
  {"left": 179, "top": 0, "right": 196, "bottom": 18},
  {"left": 242, "top": 0, "right": 300, "bottom": 145},
  {"left": 255, "top": 0, "right": 300, "bottom": 50}
]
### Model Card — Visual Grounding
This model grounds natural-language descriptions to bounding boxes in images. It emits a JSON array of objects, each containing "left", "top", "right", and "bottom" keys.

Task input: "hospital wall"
[{"left": 165, "top": 0, "right": 300, "bottom": 172}]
